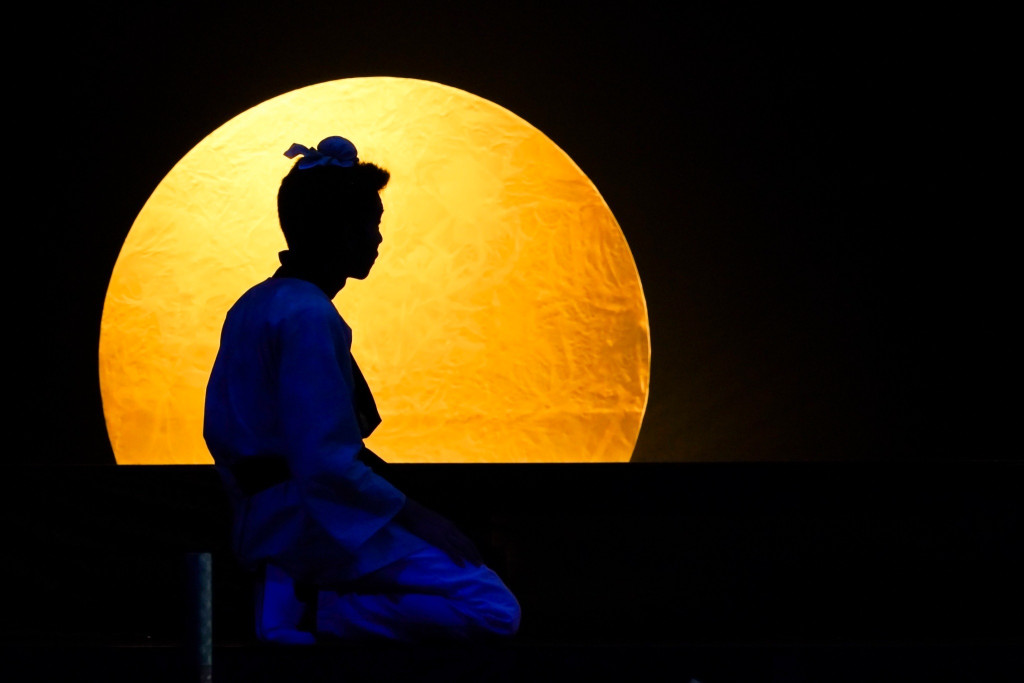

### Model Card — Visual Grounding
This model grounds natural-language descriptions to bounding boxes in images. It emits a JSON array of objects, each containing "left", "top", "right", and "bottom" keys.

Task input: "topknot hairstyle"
[{"left": 277, "top": 157, "right": 390, "bottom": 253}]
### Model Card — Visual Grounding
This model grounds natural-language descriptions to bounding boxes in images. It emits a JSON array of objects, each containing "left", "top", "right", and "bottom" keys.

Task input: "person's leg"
[{"left": 315, "top": 545, "right": 521, "bottom": 642}]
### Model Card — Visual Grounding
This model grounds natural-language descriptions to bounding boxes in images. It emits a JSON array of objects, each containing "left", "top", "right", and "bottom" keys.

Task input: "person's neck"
[{"left": 273, "top": 250, "right": 346, "bottom": 299}]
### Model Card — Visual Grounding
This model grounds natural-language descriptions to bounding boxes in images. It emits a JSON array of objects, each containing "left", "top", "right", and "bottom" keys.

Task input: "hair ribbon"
[{"left": 283, "top": 136, "right": 359, "bottom": 169}]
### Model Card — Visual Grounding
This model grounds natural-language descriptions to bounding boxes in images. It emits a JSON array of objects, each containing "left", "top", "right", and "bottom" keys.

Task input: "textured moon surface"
[{"left": 99, "top": 77, "right": 650, "bottom": 464}]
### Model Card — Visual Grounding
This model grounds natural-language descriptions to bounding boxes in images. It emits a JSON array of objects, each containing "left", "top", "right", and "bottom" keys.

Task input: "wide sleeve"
[{"left": 276, "top": 303, "right": 406, "bottom": 553}]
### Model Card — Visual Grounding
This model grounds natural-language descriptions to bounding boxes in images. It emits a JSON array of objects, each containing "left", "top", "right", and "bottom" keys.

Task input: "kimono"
[
  {"left": 203, "top": 276, "right": 520, "bottom": 641},
  {"left": 203, "top": 276, "right": 429, "bottom": 584}
]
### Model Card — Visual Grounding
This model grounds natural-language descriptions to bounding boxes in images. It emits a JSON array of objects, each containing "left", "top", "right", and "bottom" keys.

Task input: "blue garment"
[
  {"left": 204, "top": 277, "right": 429, "bottom": 583},
  {"left": 256, "top": 547, "right": 521, "bottom": 643},
  {"left": 314, "top": 545, "right": 521, "bottom": 641}
]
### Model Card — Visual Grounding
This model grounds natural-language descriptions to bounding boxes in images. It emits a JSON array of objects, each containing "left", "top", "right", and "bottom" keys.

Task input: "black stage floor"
[
  {"left": 6, "top": 641, "right": 1022, "bottom": 682},
  {"left": 3, "top": 462, "right": 1021, "bottom": 681}
]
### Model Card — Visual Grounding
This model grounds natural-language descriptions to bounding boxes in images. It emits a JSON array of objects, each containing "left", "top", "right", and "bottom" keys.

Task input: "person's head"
[{"left": 277, "top": 136, "right": 390, "bottom": 284}]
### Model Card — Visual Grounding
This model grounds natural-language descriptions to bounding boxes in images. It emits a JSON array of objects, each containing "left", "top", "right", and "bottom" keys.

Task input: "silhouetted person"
[{"left": 203, "top": 136, "right": 521, "bottom": 643}]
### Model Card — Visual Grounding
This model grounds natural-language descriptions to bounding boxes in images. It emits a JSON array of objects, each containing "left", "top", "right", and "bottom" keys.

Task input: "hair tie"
[{"left": 283, "top": 136, "right": 359, "bottom": 169}]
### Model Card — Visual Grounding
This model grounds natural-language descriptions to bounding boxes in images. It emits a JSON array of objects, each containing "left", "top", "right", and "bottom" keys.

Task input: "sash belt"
[{"left": 231, "top": 448, "right": 389, "bottom": 497}]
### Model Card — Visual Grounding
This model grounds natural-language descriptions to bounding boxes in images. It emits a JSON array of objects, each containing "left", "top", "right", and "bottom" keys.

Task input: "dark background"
[
  {"left": 3, "top": 2, "right": 1020, "bottom": 679},
  {"left": 11, "top": 1, "right": 1012, "bottom": 465}
]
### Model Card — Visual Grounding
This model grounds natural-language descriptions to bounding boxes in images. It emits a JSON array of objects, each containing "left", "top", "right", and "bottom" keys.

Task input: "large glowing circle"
[{"left": 100, "top": 77, "right": 650, "bottom": 464}]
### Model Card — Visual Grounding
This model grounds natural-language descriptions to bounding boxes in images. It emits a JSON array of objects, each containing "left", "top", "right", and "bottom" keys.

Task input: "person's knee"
[
  {"left": 476, "top": 592, "right": 520, "bottom": 638},
  {"left": 497, "top": 599, "right": 521, "bottom": 637}
]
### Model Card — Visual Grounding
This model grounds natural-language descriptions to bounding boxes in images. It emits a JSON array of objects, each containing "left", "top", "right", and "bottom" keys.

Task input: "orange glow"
[{"left": 99, "top": 77, "right": 650, "bottom": 464}]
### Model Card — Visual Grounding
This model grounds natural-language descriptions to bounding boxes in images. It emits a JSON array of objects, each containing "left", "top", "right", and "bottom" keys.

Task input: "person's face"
[{"left": 344, "top": 193, "right": 384, "bottom": 280}]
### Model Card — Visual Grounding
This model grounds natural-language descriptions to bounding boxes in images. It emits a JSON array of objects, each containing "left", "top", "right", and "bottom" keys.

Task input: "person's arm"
[
  {"left": 394, "top": 497, "right": 484, "bottom": 567},
  {"left": 277, "top": 304, "right": 406, "bottom": 552},
  {"left": 277, "top": 302, "right": 483, "bottom": 567}
]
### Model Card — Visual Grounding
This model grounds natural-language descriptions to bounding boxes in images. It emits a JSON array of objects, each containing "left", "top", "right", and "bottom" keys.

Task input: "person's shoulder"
[
  {"left": 233, "top": 277, "right": 324, "bottom": 309},
  {"left": 261, "top": 278, "right": 348, "bottom": 331},
  {"left": 261, "top": 277, "right": 326, "bottom": 303},
  {"left": 225, "top": 278, "right": 335, "bottom": 324}
]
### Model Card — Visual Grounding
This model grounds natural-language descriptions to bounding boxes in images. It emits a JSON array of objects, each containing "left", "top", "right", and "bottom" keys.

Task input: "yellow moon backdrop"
[{"left": 99, "top": 77, "right": 650, "bottom": 465}]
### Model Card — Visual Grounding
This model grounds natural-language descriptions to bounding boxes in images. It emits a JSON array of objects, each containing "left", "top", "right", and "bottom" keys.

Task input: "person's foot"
[{"left": 254, "top": 564, "right": 317, "bottom": 645}]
